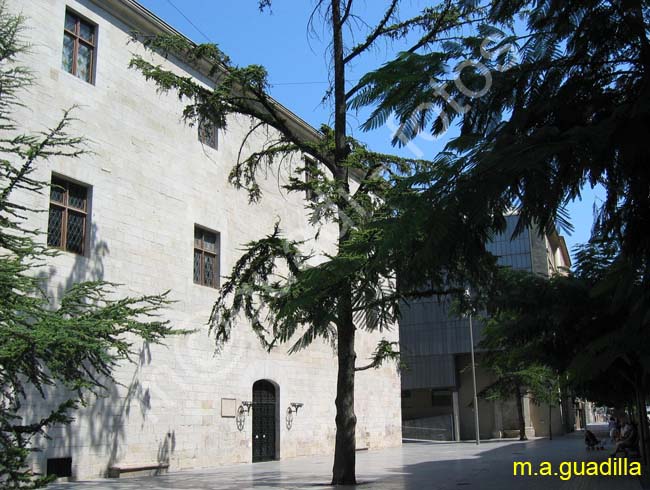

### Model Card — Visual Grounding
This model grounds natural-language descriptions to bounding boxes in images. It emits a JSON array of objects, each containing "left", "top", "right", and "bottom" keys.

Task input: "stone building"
[
  {"left": 399, "top": 215, "right": 572, "bottom": 441},
  {"left": 9, "top": 0, "right": 401, "bottom": 480}
]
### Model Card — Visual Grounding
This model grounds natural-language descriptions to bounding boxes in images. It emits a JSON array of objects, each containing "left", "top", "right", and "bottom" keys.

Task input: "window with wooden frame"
[
  {"left": 62, "top": 10, "right": 96, "bottom": 84},
  {"left": 304, "top": 157, "right": 319, "bottom": 202},
  {"left": 194, "top": 226, "right": 220, "bottom": 288},
  {"left": 198, "top": 119, "right": 219, "bottom": 150},
  {"left": 47, "top": 176, "right": 89, "bottom": 255}
]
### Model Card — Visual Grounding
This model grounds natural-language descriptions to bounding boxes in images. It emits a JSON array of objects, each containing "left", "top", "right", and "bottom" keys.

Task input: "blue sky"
[{"left": 137, "top": 0, "right": 604, "bottom": 261}]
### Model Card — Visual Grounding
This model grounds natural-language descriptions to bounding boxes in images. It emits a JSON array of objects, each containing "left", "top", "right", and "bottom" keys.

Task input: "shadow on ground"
[{"left": 49, "top": 429, "right": 641, "bottom": 490}]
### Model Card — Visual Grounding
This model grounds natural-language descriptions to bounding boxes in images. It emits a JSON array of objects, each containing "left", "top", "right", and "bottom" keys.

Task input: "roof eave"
[{"left": 88, "top": 0, "right": 322, "bottom": 144}]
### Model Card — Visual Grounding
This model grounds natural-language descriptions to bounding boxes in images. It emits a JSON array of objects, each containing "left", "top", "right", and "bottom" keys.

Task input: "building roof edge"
[{"left": 88, "top": 0, "right": 322, "bottom": 144}]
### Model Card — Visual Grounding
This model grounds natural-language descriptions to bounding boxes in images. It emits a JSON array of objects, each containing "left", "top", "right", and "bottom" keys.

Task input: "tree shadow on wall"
[{"left": 29, "top": 222, "right": 158, "bottom": 478}]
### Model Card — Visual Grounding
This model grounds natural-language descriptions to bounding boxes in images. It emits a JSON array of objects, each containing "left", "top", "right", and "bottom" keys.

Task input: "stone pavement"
[{"left": 51, "top": 428, "right": 642, "bottom": 489}]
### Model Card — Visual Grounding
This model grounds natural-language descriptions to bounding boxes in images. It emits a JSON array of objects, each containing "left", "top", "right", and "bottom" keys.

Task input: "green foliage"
[
  {"left": 349, "top": 0, "right": 650, "bottom": 434},
  {"left": 0, "top": 5, "right": 179, "bottom": 488},
  {"left": 480, "top": 236, "right": 650, "bottom": 408},
  {"left": 209, "top": 219, "right": 400, "bottom": 354},
  {"left": 128, "top": 1, "right": 541, "bottom": 484},
  {"left": 353, "top": 0, "right": 650, "bottom": 252},
  {"left": 128, "top": 33, "right": 319, "bottom": 204}
]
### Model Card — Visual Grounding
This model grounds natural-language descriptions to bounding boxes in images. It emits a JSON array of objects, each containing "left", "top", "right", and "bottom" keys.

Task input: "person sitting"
[
  {"left": 585, "top": 430, "right": 603, "bottom": 450},
  {"left": 610, "top": 422, "right": 639, "bottom": 457}
]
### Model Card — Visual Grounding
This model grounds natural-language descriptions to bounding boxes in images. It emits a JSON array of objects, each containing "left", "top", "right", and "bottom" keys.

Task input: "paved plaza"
[{"left": 51, "top": 427, "right": 642, "bottom": 489}]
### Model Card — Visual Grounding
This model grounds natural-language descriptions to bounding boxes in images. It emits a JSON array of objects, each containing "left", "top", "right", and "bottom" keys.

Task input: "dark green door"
[{"left": 252, "top": 380, "right": 276, "bottom": 462}]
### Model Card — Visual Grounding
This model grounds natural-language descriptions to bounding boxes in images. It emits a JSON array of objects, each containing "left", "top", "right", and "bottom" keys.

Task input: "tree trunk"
[
  {"left": 548, "top": 402, "right": 552, "bottom": 440},
  {"left": 332, "top": 314, "right": 357, "bottom": 485},
  {"left": 515, "top": 385, "right": 528, "bottom": 441},
  {"left": 330, "top": 0, "right": 357, "bottom": 484}
]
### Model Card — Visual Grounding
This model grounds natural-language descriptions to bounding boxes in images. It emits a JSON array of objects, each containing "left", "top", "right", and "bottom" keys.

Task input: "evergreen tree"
[
  {"left": 129, "top": 1, "right": 503, "bottom": 484},
  {"left": 478, "top": 301, "right": 562, "bottom": 442},
  {"left": 353, "top": 0, "right": 650, "bottom": 459},
  {"left": 353, "top": 0, "right": 650, "bottom": 263},
  {"left": 0, "top": 5, "right": 177, "bottom": 488},
  {"left": 480, "top": 248, "right": 650, "bottom": 459}
]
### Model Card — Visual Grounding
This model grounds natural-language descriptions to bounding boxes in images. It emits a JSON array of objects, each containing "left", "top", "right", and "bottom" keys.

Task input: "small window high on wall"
[
  {"left": 198, "top": 119, "right": 219, "bottom": 150},
  {"left": 47, "top": 176, "right": 89, "bottom": 255},
  {"left": 62, "top": 9, "right": 96, "bottom": 84},
  {"left": 194, "top": 226, "right": 220, "bottom": 288}
]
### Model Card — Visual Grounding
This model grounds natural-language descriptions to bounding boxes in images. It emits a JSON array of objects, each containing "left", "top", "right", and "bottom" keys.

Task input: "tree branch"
[
  {"left": 340, "top": 0, "right": 354, "bottom": 27},
  {"left": 355, "top": 339, "right": 400, "bottom": 371},
  {"left": 343, "top": 0, "right": 399, "bottom": 65}
]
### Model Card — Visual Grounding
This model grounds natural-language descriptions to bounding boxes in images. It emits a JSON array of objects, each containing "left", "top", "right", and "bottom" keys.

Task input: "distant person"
[
  {"left": 616, "top": 418, "right": 630, "bottom": 442},
  {"left": 608, "top": 416, "right": 620, "bottom": 444},
  {"left": 585, "top": 430, "right": 603, "bottom": 450},
  {"left": 611, "top": 422, "right": 639, "bottom": 457}
]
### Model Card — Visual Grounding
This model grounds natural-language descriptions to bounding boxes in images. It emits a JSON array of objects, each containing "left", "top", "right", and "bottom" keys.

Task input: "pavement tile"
[{"left": 50, "top": 427, "right": 642, "bottom": 489}]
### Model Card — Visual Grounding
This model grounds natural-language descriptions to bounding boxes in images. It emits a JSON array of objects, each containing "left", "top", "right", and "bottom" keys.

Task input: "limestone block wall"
[{"left": 8, "top": 0, "right": 401, "bottom": 480}]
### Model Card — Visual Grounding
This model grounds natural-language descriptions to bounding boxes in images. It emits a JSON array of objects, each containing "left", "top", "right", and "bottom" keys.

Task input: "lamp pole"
[{"left": 468, "top": 311, "right": 480, "bottom": 446}]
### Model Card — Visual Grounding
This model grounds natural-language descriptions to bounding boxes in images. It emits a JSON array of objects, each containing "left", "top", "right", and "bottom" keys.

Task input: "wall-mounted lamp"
[
  {"left": 236, "top": 401, "right": 253, "bottom": 431},
  {"left": 286, "top": 403, "right": 304, "bottom": 430},
  {"left": 288, "top": 402, "right": 304, "bottom": 415}
]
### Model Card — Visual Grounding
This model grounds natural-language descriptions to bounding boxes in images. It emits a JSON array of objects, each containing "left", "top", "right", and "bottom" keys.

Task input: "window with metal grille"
[
  {"left": 62, "top": 10, "right": 96, "bottom": 84},
  {"left": 194, "top": 226, "right": 220, "bottom": 288},
  {"left": 198, "top": 119, "right": 218, "bottom": 150},
  {"left": 47, "top": 176, "right": 89, "bottom": 255}
]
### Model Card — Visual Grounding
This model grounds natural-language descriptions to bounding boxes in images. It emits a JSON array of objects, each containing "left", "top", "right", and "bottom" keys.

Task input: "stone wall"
[{"left": 8, "top": 0, "right": 401, "bottom": 480}]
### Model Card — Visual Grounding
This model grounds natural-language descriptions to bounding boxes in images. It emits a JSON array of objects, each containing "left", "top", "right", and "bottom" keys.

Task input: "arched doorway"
[{"left": 252, "top": 380, "right": 277, "bottom": 462}]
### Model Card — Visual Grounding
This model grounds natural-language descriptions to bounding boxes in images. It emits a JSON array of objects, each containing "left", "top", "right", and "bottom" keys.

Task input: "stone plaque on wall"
[{"left": 221, "top": 398, "right": 237, "bottom": 418}]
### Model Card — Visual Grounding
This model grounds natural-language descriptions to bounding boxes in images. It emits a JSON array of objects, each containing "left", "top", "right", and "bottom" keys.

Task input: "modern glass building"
[{"left": 399, "top": 215, "right": 571, "bottom": 441}]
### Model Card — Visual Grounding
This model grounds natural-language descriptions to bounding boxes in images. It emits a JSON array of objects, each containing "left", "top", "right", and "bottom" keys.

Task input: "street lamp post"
[{"left": 468, "top": 310, "right": 480, "bottom": 446}]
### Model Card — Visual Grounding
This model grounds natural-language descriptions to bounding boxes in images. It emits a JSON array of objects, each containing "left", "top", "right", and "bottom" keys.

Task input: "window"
[
  {"left": 194, "top": 226, "right": 220, "bottom": 288},
  {"left": 304, "top": 157, "right": 318, "bottom": 202},
  {"left": 46, "top": 457, "right": 72, "bottom": 478},
  {"left": 198, "top": 119, "right": 218, "bottom": 150},
  {"left": 47, "top": 176, "right": 89, "bottom": 255},
  {"left": 62, "top": 10, "right": 96, "bottom": 84},
  {"left": 431, "top": 390, "right": 452, "bottom": 407}
]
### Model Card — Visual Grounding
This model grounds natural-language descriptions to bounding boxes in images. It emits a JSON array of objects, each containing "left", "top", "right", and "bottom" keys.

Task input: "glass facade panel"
[{"left": 485, "top": 216, "right": 532, "bottom": 272}]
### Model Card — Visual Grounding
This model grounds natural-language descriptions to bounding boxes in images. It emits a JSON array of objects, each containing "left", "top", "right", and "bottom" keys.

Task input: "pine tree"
[{"left": 0, "top": 5, "right": 177, "bottom": 488}]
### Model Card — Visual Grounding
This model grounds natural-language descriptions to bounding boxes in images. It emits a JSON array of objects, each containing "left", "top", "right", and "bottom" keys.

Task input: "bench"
[{"left": 107, "top": 463, "right": 169, "bottom": 479}]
